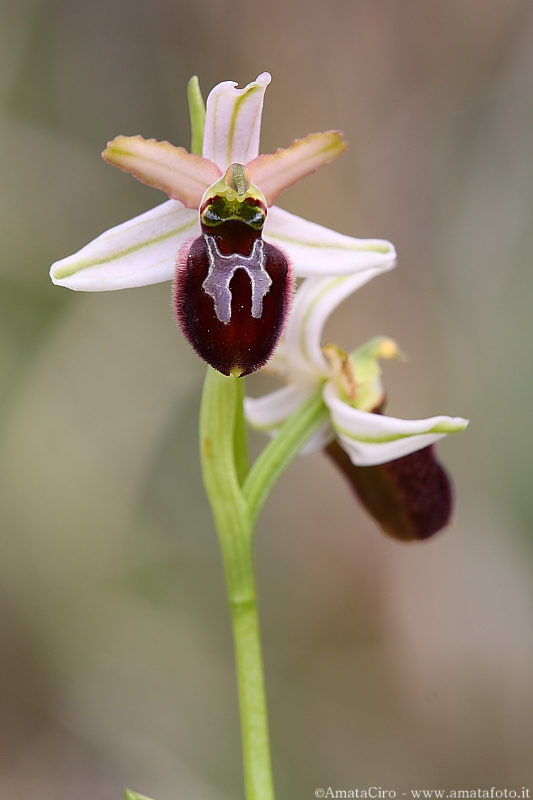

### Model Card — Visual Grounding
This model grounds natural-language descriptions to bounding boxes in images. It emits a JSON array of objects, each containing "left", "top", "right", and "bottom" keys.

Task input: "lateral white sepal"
[
  {"left": 50, "top": 200, "right": 199, "bottom": 291},
  {"left": 324, "top": 382, "right": 469, "bottom": 466}
]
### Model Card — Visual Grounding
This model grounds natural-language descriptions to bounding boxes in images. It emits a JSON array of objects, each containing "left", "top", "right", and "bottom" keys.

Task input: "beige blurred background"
[{"left": 1, "top": 0, "right": 532, "bottom": 797}]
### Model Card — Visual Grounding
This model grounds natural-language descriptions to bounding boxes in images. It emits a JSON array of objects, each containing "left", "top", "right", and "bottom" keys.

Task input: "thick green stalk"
[
  {"left": 200, "top": 368, "right": 274, "bottom": 800},
  {"left": 232, "top": 589, "right": 275, "bottom": 800},
  {"left": 234, "top": 374, "right": 250, "bottom": 485},
  {"left": 243, "top": 387, "right": 329, "bottom": 527}
]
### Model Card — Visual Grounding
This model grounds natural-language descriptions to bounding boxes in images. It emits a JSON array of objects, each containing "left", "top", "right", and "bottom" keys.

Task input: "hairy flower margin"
[{"left": 245, "top": 273, "right": 469, "bottom": 540}]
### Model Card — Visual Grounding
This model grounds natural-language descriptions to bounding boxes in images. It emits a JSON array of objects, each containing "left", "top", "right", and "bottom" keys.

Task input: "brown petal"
[
  {"left": 247, "top": 131, "right": 347, "bottom": 206},
  {"left": 103, "top": 136, "right": 221, "bottom": 208}
]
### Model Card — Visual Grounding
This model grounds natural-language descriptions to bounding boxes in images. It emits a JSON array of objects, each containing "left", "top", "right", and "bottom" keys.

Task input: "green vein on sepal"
[
  {"left": 53, "top": 216, "right": 197, "bottom": 279},
  {"left": 268, "top": 231, "right": 393, "bottom": 254},
  {"left": 335, "top": 420, "right": 468, "bottom": 444}
]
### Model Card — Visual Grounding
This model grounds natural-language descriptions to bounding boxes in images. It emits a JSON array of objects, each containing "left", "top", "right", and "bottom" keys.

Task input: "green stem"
[
  {"left": 200, "top": 368, "right": 274, "bottom": 800},
  {"left": 232, "top": 583, "right": 275, "bottom": 800},
  {"left": 234, "top": 375, "right": 250, "bottom": 485},
  {"left": 243, "top": 387, "right": 329, "bottom": 527}
]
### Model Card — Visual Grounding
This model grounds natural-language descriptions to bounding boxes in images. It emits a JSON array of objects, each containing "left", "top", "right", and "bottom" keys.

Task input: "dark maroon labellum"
[
  {"left": 175, "top": 219, "right": 292, "bottom": 377},
  {"left": 325, "top": 442, "right": 453, "bottom": 542}
]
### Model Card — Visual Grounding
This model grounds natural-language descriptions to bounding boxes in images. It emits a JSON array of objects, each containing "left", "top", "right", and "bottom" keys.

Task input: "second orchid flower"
[{"left": 245, "top": 272, "right": 469, "bottom": 540}]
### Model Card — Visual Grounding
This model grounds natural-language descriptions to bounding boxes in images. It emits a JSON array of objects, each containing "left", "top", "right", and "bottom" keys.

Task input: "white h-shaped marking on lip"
[{"left": 202, "top": 235, "right": 272, "bottom": 325}]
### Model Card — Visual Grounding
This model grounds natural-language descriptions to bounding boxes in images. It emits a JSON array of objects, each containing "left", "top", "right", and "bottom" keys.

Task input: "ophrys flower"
[
  {"left": 50, "top": 73, "right": 396, "bottom": 375},
  {"left": 244, "top": 272, "right": 469, "bottom": 540}
]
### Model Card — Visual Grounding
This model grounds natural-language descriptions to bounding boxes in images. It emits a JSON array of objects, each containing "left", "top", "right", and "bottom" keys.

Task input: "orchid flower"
[
  {"left": 48, "top": 71, "right": 470, "bottom": 800},
  {"left": 244, "top": 272, "right": 469, "bottom": 540},
  {"left": 50, "top": 72, "right": 396, "bottom": 376}
]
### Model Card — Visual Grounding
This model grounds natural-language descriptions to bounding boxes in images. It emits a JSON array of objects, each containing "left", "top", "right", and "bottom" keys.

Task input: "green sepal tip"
[
  {"left": 187, "top": 75, "right": 206, "bottom": 155},
  {"left": 124, "top": 789, "right": 155, "bottom": 800}
]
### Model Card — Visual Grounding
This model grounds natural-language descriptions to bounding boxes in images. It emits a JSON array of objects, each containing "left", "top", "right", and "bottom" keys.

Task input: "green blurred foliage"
[{"left": 0, "top": 1, "right": 532, "bottom": 798}]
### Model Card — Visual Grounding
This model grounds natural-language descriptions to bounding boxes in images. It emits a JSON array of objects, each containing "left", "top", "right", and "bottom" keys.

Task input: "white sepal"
[
  {"left": 264, "top": 206, "right": 397, "bottom": 277},
  {"left": 263, "top": 338, "right": 288, "bottom": 378},
  {"left": 244, "top": 383, "right": 314, "bottom": 433},
  {"left": 203, "top": 73, "right": 271, "bottom": 171},
  {"left": 300, "top": 421, "right": 335, "bottom": 455},
  {"left": 323, "top": 383, "right": 469, "bottom": 466},
  {"left": 50, "top": 200, "right": 199, "bottom": 291},
  {"left": 284, "top": 271, "right": 392, "bottom": 381}
]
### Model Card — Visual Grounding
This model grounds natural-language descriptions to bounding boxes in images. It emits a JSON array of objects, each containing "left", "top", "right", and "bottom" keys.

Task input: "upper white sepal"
[{"left": 202, "top": 73, "right": 271, "bottom": 171}]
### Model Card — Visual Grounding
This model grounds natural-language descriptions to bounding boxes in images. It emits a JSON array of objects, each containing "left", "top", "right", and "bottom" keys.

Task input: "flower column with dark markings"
[{"left": 49, "top": 73, "right": 468, "bottom": 800}]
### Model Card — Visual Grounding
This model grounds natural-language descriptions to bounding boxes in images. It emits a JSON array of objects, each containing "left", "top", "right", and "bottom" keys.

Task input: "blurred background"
[{"left": 1, "top": 0, "right": 532, "bottom": 797}]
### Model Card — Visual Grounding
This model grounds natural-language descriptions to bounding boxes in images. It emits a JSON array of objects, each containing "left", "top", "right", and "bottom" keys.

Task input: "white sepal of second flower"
[
  {"left": 244, "top": 274, "right": 469, "bottom": 465},
  {"left": 323, "top": 382, "right": 469, "bottom": 466}
]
